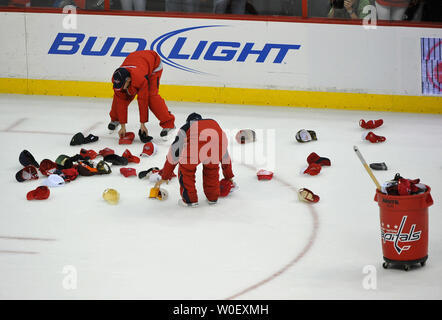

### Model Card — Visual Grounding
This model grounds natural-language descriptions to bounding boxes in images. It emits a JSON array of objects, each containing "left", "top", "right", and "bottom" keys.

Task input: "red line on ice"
[{"left": 225, "top": 163, "right": 319, "bottom": 300}]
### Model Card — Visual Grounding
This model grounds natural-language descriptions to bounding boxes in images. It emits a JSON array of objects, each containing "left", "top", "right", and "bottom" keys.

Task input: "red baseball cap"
[
  {"left": 257, "top": 169, "right": 273, "bottom": 181},
  {"left": 119, "top": 132, "right": 135, "bottom": 145},
  {"left": 26, "top": 186, "right": 50, "bottom": 200},
  {"left": 99, "top": 147, "right": 115, "bottom": 157},
  {"left": 140, "top": 142, "right": 157, "bottom": 157},
  {"left": 303, "top": 163, "right": 322, "bottom": 176},
  {"left": 120, "top": 167, "right": 137, "bottom": 178},
  {"left": 122, "top": 149, "right": 140, "bottom": 164}
]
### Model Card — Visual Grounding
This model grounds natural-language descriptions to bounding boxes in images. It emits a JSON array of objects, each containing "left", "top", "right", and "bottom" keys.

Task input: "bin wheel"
[
  {"left": 382, "top": 262, "right": 389, "bottom": 269},
  {"left": 404, "top": 265, "right": 409, "bottom": 271},
  {"left": 420, "top": 261, "right": 426, "bottom": 267}
]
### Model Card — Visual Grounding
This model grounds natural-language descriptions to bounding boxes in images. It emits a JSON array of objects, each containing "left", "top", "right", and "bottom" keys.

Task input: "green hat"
[{"left": 55, "top": 154, "right": 70, "bottom": 167}]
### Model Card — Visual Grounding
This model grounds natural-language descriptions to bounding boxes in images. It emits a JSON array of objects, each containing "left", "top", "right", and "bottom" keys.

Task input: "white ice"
[{"left": 0, "top": 94, "right": 441, "bottom": 299}]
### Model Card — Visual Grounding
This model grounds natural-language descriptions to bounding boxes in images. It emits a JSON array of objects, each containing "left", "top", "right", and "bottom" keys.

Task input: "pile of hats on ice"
[{"left": 16, "top": 130, "right": 164, "bottom": 202}]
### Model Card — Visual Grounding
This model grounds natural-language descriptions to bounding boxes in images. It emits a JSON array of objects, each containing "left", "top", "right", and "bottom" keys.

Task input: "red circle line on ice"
[{"left": 225, "top": 163, "right": 320, "bottom": 300}]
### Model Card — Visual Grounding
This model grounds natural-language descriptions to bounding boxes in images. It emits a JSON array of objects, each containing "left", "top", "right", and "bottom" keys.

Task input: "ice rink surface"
[{"left": 0, "top": 94, "right": 441, "bottom": 300}]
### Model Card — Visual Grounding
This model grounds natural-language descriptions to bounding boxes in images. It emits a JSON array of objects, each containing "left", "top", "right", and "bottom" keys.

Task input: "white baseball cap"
[{"left": 42, "top": 174, "right": 65, "bottom": 187}]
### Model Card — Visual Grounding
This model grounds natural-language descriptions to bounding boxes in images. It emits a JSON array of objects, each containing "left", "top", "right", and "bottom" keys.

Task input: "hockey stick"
[{"left": 353, "top": 145, "right": 381, "bottom": 191}]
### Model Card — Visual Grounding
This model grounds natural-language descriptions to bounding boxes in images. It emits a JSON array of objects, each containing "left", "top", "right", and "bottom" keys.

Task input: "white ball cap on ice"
[{"left": 42, "top": 174, "right": 65, "bottom": 187}]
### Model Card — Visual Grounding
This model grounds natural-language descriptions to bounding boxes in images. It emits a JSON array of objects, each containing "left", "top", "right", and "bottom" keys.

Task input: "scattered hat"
[
  {"left": 298, "top": 188, "right": 320, "bottom": 203},
  {"left": 77, "top": 162, "right": 98, "bottom": 176},
  {"left": 148, "top": 187, "right": 168, "bottom": 201},
  {"left": 99, "top": 147, "right": 115, "bottom": 157},
  {"left": 140, "top": 142, "right": 157, "bottom": 157},
  {"left": 220, "top": 178, "right": 234, "bottom": 197},
  {"left": 80, "top": 149, "right": 98, "bottom": 160},
  {"left": 307, "top": 152, "right": 331, "bottom": 167},
  {"left": 186, "top": 112, "right": 202, "bottom": 123},
  {"left": 138, "top": 167, "right": 160, "bottom": 180},
  {"left": 42, "top": 174, "right": 65, "bottom": 187},
  {"left": 61, "top": 168, "right": 79, "bottom": 182},
  {"left": 26, "top": 186, "right": 50, "bottom": 201},
  {"left": 122, "top": 149, "right": 140, "bottom": 164},
  {"left": 112, "top": 67, "right": 130, "bottom": 90},
  {"left": 19, "top": 150, "right": 39, "bottom": 168},
  {"left": 359, "top": 119, "right": 383, "bottom": 129},
  {"left": 119, "top": 132, "right": 135, "bottom": 145},
  {"left": 70, "top": 132, "right": 99, "bottom": 146},
  {"left": 295, "top": 129, "right": 317, "bottom": 143},
  {"left": 39, "top": 159, "right": 58, "bottom": 176},
  {"left": 148, "top": 172, "right": 161, "bottom": 183},
  {"left": 104, "top": 154, "right": 128, "bottom": 166},
  {"left": 138, "top": 130, "right": 153, "bottom": 143},
  {"left": 120, "top": 167, "right": 137, "bottom": 178},
  {"left": 70, "top": 132, "right": 84, "bottom": 146},
  {"left": 55, "top": 155, "right": 70, "bottom": 167},
  {"left": 96, "top": 161, "right": 112, "bottom": 175},
  {"left": 370, "top": 162, "right": 388, "bottom": 171},
  {"left": 235, "top": 129, "right": 256, "bottom": 144},
  {"left": 16, "top": 165, "right": 39, "bottom": 182},
  {"left": 257, "top": 169, "right": 273, "bottom": 181},
  {"left": 302, "top": 163, "right": 322, "bottom": 176},
  {"left": 103, "top": 188, "right": 120, "bottom": 205},
  {"left": 157, "top": 188, "right": 168, "bottom": 200},
  {"left": 363, "top": 131, "right": 386, "bottom": 143}
]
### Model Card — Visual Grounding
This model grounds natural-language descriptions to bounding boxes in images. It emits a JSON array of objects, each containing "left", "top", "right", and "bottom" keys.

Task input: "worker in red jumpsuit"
[
  {"left": 155, "top": 113, "right": 235, "bottom": 207},
  {"left": 109, "top": 50, "right": 175, "bottom": 142}
]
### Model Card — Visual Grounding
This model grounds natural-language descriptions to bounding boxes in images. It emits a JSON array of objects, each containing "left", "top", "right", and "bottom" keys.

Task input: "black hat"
[
  {"left": 138, "top": 129, "right": 153, "bottom": 143},
  {"left": 370, "top": 162, "right": 388, "bottom": 171},
  {"left": 97, "top": 161, "right": 112, "bottom": 175},
  {"left": 186, "top": 112, "right": 202, "bottom": 123},
  {"left": 70, "top": 132, "right": 99, "bottom": 146},
  {"left": 103, "top": 154, "right": 129, "bottom": 166},
  {"left": 19, "top": 150, "right": 39, "bottom": 168},
  {"left": 295, "top": 129, "right": 317, "bottom": 143},
  {"left": 15, "top": 165, "right": 39, "bottom": 182},
  {"left": 112, "top": 68, "right": 130, "bottom": 89}
]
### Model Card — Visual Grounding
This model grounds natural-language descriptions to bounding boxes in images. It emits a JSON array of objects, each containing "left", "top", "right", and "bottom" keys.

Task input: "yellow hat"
[
  {"left": 148, "top": 187, "right": 168, "bottom": 201},
  {"left": 103, "top": 188, "right": 119, "bottom": 205}
]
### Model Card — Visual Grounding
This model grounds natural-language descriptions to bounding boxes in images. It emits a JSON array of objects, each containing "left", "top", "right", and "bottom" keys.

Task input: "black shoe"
[
  {"left": 160, "top": 126, "right": 175, "bottom": 139},
  {"left": 108, "top": 121, "right": 119, "bottom": 130},
  {"left": 138, "top": 129, "right": 153, "bottom": 143}
]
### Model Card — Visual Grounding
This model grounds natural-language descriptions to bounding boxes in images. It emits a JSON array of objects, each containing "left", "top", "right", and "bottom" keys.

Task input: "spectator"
[
  {"left": 120, "top": 0, "right": 145, "bottom": 11},
  {"left": 214, "top": 0, "right": 246, "bottom": 14},
  {"left": 375, "top": 0, "right": 410, "bottom": 20},
  {"left": 328, "top": 0, "right": 373, "bottom": 19},
  {"left": 403, "top": 0, "right": 424, "bottom": 21},
  {"left": 165, "top": 0, "right": 202, "bottom": 12},
  {"left": 421, "top": 0, "right": 442, "bottom": 22}
]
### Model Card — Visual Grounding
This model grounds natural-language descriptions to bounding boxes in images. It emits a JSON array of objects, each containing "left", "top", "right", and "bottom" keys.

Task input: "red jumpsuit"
[
  {"left": 159, "top": 119, "right": 234, "bottom": 204},
  {"left": 109, "top": 50, "right": 175, "bottom": 128}
]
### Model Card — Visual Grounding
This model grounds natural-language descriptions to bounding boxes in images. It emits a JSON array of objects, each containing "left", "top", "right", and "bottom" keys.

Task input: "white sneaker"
[
  {"left": 178, "top": 199, "right": 199, "bottom": 207},
  {"left": 207, "top": 199, "right": 218, "bottom": 205}
]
